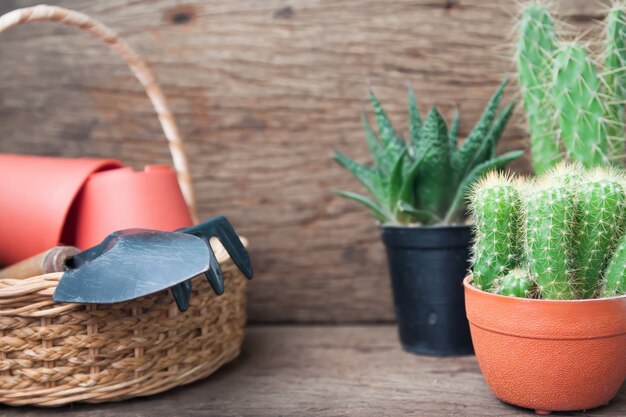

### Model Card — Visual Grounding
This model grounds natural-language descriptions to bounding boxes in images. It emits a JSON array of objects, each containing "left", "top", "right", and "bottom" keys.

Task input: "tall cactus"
[
  {"left": 470, "top": 172, "right": 523, "bottom": 292},
  {"left": 574, "top": 168, "right": 626, "bottom": 298},
  {"left": 604, "top": 6, "right": 626, "bottom": 159},
  {"left": 517, "top": 4, "right": 561, "bottom": 174},
  {"left": 553, "top": 44, "right": 609, "bottom": 167},
  {"left": 516, "top": 2, "right": 626, "bottom": 173},
  {"left": 605, "top": 6, "right": 626, "bottom": 101},
  {"left": 602, "top": 234, "right": 626, "bottom": 297},
  {"left": 522, "top": 164, "right": 579, "bottom": 300}
]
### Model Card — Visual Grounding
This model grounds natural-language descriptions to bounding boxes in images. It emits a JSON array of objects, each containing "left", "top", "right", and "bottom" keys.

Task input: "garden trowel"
[{"left": 53, "top": 216, "right": 253, "bottom": 312}]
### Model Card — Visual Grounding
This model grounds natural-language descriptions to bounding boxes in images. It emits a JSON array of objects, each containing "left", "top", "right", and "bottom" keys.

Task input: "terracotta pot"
[
  {"left": 68, "top": 165, "right": 193, "bottom": 250},
  {"left": 0, "top": 154, "right": 121, "bottom": 265},
  {"left": 464, "top": 276, "right": 626, "bottom": 414}
]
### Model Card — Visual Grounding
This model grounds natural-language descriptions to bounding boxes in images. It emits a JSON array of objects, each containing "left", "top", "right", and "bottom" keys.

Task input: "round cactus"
[
  {"left": 494, "top": 267, "right": 534, "bottom": 298},
  {"left": 523, "top": 164, "right": 578, "bottom": 300},
  {"left": 601, "top": 234, "right": 626, "bottom": 298},
  {"left": 470, "top": 172, "right": 523, "bottom": 292},
  {"left": 574, "top": 168, "right": 626, "bottom": 298}
]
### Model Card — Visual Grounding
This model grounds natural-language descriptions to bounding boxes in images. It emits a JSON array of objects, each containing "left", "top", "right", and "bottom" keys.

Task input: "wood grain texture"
[
  {"left": 0, "top": 0, "right": 604, "bottom": 322},
  {"left": 0, "top": 325, "right": 623, "bottom": 416}
]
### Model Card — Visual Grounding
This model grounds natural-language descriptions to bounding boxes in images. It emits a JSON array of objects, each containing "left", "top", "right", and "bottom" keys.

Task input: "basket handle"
[{"left": 0, "top": 4, "right": 198, "bottom": 223}]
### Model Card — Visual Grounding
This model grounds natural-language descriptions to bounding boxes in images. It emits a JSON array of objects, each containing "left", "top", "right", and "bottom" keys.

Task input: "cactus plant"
[
  {"left": 517, "top": 4, "right": 561, "bottom": 174},
  {"left": 604, "top": 5, "right": 626, "bottom": 157},
  {"left": 601, "top": 234, "right": 626, "bottom": 297},
  {"left": 516, "top": 2, "right": 626, "bottom": 174},
  {"left": 495, "top": 267, "right": 534, "bottom": 298},
  {"left": 471, "top": 164, "right": 626, "bottom": 300},
  {"left": 574, "top": 168, "right": 626, "bottom": 298},
  {"left": 469, "top": 172, "right": 523, "bottom": 291},
  {"left": 553, "top": 44, "right": 609, "bottom": 168},
  {"left": 334, "top": 80, "right": 523, "bottom": 225},
  {"left": 523, "top": 165, "right": 579, "bottom": 300}
]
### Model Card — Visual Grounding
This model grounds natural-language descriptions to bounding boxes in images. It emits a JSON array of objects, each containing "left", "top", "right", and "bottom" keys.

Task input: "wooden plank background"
[{"left": 0, "top": 0, "right": 601, "bottom": 322}]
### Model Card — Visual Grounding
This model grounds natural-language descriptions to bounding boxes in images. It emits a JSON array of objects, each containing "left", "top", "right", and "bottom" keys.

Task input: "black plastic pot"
[{"left": 380, "top": 224, "right": 473, "bottom": 356}]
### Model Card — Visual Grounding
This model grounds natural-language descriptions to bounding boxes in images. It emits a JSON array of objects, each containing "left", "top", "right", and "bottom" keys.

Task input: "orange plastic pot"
[
  {"left": 464, "top": 276, "right": 626, "bottom": 414},
  {"left": 0, "top": 154, "right": 121, "bottom": 265},
  {"left": 67, "top": 164, "right": 193, "bottom": 250}
]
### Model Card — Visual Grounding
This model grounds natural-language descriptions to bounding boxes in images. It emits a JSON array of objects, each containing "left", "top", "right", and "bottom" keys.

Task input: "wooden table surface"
[{"left": 1, "top": 325, "right": 624, "bottom": 417}]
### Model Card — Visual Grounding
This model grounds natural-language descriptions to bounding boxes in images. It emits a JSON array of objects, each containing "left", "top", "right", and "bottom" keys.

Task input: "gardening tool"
[
  {"left": 53, "top": 216, "right": 253, "bottom": 312},
  {"left": 0, "top": 246, "right": 79, "bottom": 279}
]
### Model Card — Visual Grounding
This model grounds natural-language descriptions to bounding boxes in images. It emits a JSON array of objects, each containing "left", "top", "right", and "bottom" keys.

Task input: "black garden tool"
[
  {"left": 171, "top": 216, "right": 253, "bottom": 306},
  {"left": 53, "top": 216, "right": 253, "bottom": 312}
]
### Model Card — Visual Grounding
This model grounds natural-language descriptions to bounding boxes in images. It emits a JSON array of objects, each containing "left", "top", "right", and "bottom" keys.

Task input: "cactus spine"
[
  {"left": 522, "top": 165, "right": 579, "bottom": 300},
  {"left": 574, "top": 168, "right": 626, "bottom": 298},
  {"left": 470, "top": 173, "right": 523, "bottom": 292},
  {"left": 495, "top": 268, "right": 534, "bottom": 298},
  {"left": 517, "top": 5, "right": 561, "bottom": 174},
  {"left": 602, "top": 234, "right": 626, "bottom": 297}
]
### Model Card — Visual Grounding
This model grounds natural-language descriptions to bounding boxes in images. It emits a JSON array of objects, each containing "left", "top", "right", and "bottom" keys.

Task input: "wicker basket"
[{"left": 0, "top": 5, "right": 248, "bottom": 406}]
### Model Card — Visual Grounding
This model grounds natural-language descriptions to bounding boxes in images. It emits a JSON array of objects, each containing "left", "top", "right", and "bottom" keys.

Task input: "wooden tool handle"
[{"left": 0, "top": 246, "right": 79, "bottom": 279}]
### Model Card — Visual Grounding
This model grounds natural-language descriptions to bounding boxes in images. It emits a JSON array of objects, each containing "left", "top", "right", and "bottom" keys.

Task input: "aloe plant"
[
  {"left": 470, "top": 165, "right": 626, "bottom": 300},
  {"left": 516, "top": 2, "right": 626, "bottom": 174},
  {"left": 334, "top": 80, "right": 523, "bottom": 225}
]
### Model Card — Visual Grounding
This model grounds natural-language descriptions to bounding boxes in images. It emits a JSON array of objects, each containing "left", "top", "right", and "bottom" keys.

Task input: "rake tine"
[
  {"left": 170, "top": 280, "right": 192, "bottom": 312},
  {"left": 204, "top": 243, "right": 225, "bottom": 295},
  {"left": 182, "top": 216, "right": 253, "bottom": 280}
]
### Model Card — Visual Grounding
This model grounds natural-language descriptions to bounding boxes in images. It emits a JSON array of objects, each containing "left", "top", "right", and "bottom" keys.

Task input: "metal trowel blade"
[{"left": 53, "top": 230, "right": 210, "bottom": 304}]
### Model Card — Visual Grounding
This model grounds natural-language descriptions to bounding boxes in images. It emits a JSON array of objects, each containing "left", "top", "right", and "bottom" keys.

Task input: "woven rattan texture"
[{"left": 0, "top": 253, "right": 247, "bottom": 406}]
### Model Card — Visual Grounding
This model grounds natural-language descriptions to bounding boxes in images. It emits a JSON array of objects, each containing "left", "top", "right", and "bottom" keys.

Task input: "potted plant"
[
  {"left": 334, "top": 79, "right": 523, "bottom": 355},
  {"left": 463, "top": 3, "right": 626, "bottom": 412},
  {"left": 466, "top": 165, "right": 626, "bottom": 414}
]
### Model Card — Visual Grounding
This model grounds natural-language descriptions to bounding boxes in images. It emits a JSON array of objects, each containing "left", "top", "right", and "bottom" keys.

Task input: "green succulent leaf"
[
  {"left": 397, "top": 201, "right": 442, "bottom": 224},
  {"left": 398, "top": 144, "right": 432, "bottom": 208},
  {"left": 473, "top": 100, "right": 517, "bottom": 166},
  {"left": 334, "top": 190, "right": 390, "bottom": 223},
  {"left": 449, "top": 108, "right": 460, "bottom": 152},
  {"left": 369, "top": 90, "right": 405, "bottom": 158},
  {"left": 415, "top": 106, "right": 452, "bottom": 216},
  {"left": 487, "top": 100, "right": 517, "bottom": 158},
  {"left": 333, "top": 150, "right": 385, "bottom": 203},
  {"left": 452, "top": 79, "right": 508, "bottom": 178},
  {"left": 444, "top": 149, "right": 524, "bottom": 224},
  {"left": 408, "top": 88, "right": 422, "bottom": 149},
  {"left": 361, "top": 111, "right": 389, "bottom": 174},
  {"left": 388, "top": 151, "right": 407, "bottom": 213}
]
